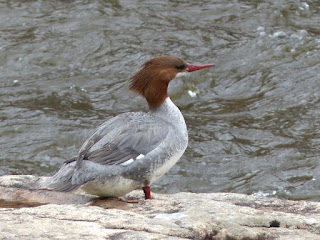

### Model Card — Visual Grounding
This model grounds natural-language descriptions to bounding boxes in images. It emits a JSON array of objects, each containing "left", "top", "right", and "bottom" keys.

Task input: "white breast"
[{"left": 150, "top": 149, "right": 185, "bottom": 184}]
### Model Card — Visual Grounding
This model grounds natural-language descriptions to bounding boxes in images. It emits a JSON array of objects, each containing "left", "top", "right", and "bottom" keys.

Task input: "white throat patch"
[{"left": 175, "top": 72, "right": 189, "bottom": 78}]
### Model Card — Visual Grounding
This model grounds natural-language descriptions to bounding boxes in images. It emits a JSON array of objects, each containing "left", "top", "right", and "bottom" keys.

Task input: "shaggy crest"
[{"left": 129, "top": 56, "right": 187, "bottom": 109}]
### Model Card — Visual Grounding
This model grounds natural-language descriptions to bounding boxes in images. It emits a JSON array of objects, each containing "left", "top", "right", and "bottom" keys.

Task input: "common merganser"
[{"left": 41, "top": 56, "right": 212, "bottom": 200}]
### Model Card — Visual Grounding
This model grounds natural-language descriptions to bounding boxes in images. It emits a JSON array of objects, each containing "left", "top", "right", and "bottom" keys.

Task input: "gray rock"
[{"left": 0, "top": 175, "right": 319, "bottom": 240}]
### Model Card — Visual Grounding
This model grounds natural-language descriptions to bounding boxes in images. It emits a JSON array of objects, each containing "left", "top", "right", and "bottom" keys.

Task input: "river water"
[{"left": 1, "top": 0, "right": 319, "bottom": 201}]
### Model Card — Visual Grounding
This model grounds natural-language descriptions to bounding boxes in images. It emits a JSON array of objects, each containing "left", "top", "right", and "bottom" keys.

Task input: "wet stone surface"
[{"left": 0, "top": 175, "right": 320, "bottom": 240}]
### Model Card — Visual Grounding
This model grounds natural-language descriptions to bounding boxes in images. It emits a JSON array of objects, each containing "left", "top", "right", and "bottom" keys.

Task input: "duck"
[{"left": 41, "top": 56, "right": 213, "bottom": 200}]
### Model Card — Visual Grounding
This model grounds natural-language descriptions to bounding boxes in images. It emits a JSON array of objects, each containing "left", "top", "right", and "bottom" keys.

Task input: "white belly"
[
  {"left": 80, "top": 150, "right": 185, "bottom": 197},
  {"left": 81, "top": 177, "right": 138, "bottom": 197}
]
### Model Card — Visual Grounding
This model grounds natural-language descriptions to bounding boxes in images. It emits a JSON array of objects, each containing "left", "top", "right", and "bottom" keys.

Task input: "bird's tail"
[{"left": 39, "top": 160, "right": 80, "bottom": 192}]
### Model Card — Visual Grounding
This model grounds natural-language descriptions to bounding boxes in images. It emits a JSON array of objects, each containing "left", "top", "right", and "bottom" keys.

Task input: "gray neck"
[{"left": 150, "top": 97, "right": 187, "bottom": 134}]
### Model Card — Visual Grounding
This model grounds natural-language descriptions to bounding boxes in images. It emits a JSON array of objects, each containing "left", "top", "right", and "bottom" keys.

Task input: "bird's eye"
[{"left": 175, "top": 64, "right": 186, "bottom": 70}]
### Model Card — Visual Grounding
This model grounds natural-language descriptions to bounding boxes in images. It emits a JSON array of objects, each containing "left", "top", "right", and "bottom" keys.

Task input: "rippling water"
[{"left": 1, "top": 0, "right": 319, "bottom": 201}]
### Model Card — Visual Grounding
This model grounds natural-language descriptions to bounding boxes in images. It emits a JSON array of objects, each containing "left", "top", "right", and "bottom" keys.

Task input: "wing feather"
[{"left": 79, "top": 112, "right": 169, "bottom": 166}]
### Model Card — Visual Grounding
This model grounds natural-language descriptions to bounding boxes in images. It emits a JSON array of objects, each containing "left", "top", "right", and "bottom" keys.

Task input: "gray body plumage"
[{"left": 41, "top": 98, "right": 188, "bottom": 197}]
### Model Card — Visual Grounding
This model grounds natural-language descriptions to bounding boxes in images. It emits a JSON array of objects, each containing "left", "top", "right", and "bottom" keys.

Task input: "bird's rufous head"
[{"left": 129, "top": 56, "right": 212, "bottom": 109}]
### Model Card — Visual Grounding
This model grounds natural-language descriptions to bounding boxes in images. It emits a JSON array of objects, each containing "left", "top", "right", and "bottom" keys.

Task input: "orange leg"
[
  {"left": 117, "top": 196, "right": 138, "bottom": 203},
  {"left": 143, "top": 186, "right": 152, "bottom": 200}
]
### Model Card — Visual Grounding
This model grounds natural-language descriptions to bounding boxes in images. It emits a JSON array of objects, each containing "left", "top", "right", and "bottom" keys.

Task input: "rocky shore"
[{"left": 0, "top": 175, "right": 319, "bottom": 240}]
